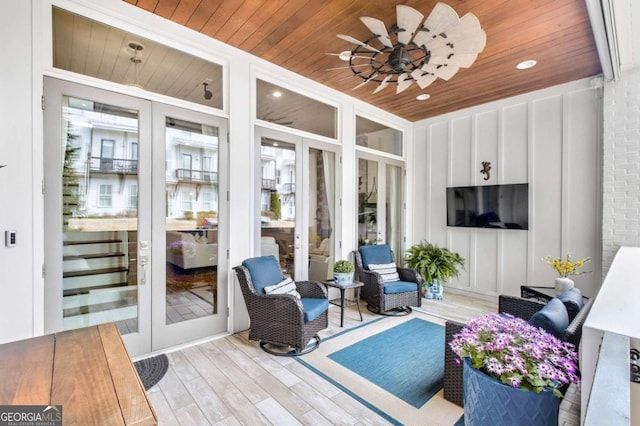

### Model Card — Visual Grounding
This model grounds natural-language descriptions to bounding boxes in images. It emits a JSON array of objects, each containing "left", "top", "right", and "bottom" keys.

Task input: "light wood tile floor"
[{"left": 147, "top": 293, "right": 497, "bottom": 425}]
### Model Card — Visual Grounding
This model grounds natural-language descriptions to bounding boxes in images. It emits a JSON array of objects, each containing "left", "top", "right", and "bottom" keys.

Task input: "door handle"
[{"left": 139, "top": 255, "right": 148, "bottom": 285}]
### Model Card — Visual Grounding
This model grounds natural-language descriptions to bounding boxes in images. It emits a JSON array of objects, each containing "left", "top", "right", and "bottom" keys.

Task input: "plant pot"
[
  {"left": 463, "top": 358, "right": 560, "bottom": 426},
  {"left": 554, "top": 277, "right": 574, "bottom": 295},
  {"left": 333, "top": 272, "right": 354, "bottom": 285},
  {"left": 425, "top": 280, "right": 443, "bottom": 300}
]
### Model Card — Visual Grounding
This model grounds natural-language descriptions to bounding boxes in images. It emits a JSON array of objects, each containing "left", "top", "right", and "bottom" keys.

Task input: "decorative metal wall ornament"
[
  {"left": 480, "top": 161, "right": 491, "bottom": 181},
  {"left": 333, "top": 2, "right": 486, "bottom": 94}
]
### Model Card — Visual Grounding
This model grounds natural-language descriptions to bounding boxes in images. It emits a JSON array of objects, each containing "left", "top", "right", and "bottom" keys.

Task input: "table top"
[
  {"left": 0, "top": 323, "right": 157, "bottom": 425},
  {"left": 323, "top": 280, "right": 364, "bottom": 289}
]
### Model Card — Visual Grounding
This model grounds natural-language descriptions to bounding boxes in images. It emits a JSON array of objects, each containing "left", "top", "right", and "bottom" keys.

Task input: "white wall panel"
[
  {"left": 415, "top": 79, "right": 600, "bottom": 298},
  {"left": 474, "top": 229, "right": 498, "bottom": 293},
  {"left": 450, "top": 117, "right": 472, "bottom": 187},
  {"left": 475, "top": 110, "right": 499, "bottom": 186},
  {"left": 428, "top": 122, "right": 449, "bottom": 246},
  {"left": 502, "top": 103, "right": 528, "bottom": 183},
  {"left": 566, "top": 88, "right": 600, "bottom": 296},
  {"left": 531, "top": 95, "right": 563, "bottom": 283}
]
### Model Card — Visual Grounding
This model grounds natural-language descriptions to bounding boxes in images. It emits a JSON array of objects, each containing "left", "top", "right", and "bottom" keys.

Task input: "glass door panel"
[
  {"left": 386, "top": 164, "right": 403, "bottom": 259},
  {"left": 358, "top": 158, "right": 379, "bottom": 246},
  {"left": 308, "top": 148, "right": 336, "bottom": 281},
  {"left": 44, "top": 77, "right": 152, "bottom": 356},
  {"left": 164, "top": 117, "right": 218, "bottom": 324},
  {"left": 152, "top": 104, "right": 228, "bottom": 351},
  {"left": 260, "top": 139, "right": 297, "bottom": 278},
  {"left": 256, "top": 127, "right": 338, "bottom": 281},
  {"left": 357, "top": 155, "right": 404, "bottom": 257}
]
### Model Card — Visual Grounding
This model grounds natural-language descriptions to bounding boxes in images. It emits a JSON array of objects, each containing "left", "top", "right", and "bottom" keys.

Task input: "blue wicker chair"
[
  {"left": 353, "top": 245, "right": 423, "bottom": 315},
  {"left": 233, "top": 255, "right": 329, "bottom": 356}
]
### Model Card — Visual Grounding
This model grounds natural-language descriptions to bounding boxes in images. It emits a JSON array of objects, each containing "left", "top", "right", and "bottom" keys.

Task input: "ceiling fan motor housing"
[{"left": 388, "top": 45, "right": 411, "bottom": 73}]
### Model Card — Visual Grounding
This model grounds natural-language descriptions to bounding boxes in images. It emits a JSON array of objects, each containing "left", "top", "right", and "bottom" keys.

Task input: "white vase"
[{"left": 554, "top": 277, "right": 574, "bottom": 294}]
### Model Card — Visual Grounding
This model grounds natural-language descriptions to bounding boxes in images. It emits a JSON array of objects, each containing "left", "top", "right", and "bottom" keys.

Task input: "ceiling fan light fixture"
[{"left": 336, "top": 2, "right": 485, "bottom": 94}]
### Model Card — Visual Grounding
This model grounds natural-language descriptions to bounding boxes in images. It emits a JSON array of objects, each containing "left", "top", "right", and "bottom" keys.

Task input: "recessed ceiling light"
[
  {"left": 416, "top": 94, "right": 431, "bottom": 101},
  {"left": 272, "top": 91, "right": 282, "bottom": 98},
  {"left": 516, "top": 60, "right": 537, "bottom": 70},
  {"left": 338, "top": 51, "right": 352, "bottom": 61}
]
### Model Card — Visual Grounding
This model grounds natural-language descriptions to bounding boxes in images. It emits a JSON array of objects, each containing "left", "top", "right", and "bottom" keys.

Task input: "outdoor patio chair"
[
  {"left": 233, "top": 255, "right": 329, "bottom": 356},
  {"left": 353, "top": 244, "right": 423, "bottom": 315}
]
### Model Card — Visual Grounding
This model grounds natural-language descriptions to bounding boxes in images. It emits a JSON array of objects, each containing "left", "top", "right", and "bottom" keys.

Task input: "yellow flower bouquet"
[{"left": 543, "top": 254, "right": 591, "bottom": 277}]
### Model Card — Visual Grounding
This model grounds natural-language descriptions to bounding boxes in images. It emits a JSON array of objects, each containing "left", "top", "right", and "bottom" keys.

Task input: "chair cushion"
[
  {"left": 557, "top": 288, "right": 584, "bottom": 322},
  {"left": 301, "top": 298, "right": 329, "bottom": 322},
  {"left": 528, "top": 297, "right": 569, "bottom": 338},
  {"left": 264, "top": 278, "right": 301, "bottom": 299},
  {"left": 368, "top": 262, "right": 400, "bottom": 282},
  {"left": 383, "top": 280, "right": 418, "bottom": 294},
  {"left": 359, "top": 245, "right": 393, "bottom": 269},
  {"left": 241, "top": 255, "right": 283, "bottom": 294}
]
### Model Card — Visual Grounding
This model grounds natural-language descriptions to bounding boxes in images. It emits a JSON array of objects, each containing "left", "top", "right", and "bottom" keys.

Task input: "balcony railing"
[
  {"left": 282, "top": 183, "right": 296, "bottom": 193},
  {"left": 176, "top": 168, "right": 218, "bottom": 183},
  {"left": 90, "top": 157, "right": 137, "bottom": 173},
  {"left": 262, "top": 179, "right": 276, "bottom": 190}
]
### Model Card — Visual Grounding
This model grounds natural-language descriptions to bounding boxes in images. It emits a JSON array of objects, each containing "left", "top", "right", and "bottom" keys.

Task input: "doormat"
[{"left": 134, "top": 353, "right": 169, "bottom": 390}]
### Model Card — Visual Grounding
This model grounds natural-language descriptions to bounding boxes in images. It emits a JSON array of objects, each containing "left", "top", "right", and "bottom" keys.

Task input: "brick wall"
[{"left": 602, "top": 67, "right": 640, "bottom": 273}]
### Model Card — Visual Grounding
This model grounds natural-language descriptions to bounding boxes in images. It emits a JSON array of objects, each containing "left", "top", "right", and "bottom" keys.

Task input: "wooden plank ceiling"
[{"left": 125, "top": 0, "right": 602, "bottom": 122}]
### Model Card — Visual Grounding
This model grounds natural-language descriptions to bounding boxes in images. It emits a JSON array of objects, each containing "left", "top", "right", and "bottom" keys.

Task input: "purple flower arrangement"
[{"left": 450, "top": 312, "right": 580, "bottom": 397}]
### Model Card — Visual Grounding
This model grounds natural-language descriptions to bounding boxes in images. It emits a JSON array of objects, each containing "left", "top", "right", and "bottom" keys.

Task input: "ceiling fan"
[{"left": 334, "top": 2, "right": 486, "bottom": 94}]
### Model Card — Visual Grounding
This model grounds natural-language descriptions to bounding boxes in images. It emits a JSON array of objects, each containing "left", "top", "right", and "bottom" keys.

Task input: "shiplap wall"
[{"left": 413, "top": 78, "right": 601, "bottom": 298}]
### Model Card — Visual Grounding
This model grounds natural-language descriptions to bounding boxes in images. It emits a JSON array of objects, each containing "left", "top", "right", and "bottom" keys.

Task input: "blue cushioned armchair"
[
  {"left": 354, "top": 245, "right": 423, "bottom": 315},
  {"left": 233, "top": 255, "right": 329, "bottom": 356}
]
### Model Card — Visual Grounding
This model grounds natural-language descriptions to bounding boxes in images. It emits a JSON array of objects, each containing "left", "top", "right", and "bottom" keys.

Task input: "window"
[
  {"left": 202, "top": 191, "right": 212, "bottom": 211},
  {"left": 128, "top": 185, "right": 138, "bottom": 209},
  {"left": 181, "top": 192, "right": 192, "bottom": 211},
  {"left": 98, "top": 184, "right": 112, "bottom": 207},
  {"left": 356, "top": 116, "right": 403, "bottom": 156}
]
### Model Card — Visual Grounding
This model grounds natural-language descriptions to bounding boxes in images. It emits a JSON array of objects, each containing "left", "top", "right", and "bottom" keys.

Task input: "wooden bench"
[{"left": 0, "top": 323, "right": 156, "bottom": 425}]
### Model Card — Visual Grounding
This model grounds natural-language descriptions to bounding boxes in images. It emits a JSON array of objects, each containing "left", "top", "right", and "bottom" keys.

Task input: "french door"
[
  {"left": 357, "top": 152, "right": 404, "bottom": 258},
  {"left": 255, "top": 127, "right": 338, "bottom": 281},
  {"left": 44, "top": 78, "right": 228, "bottom": 356}
]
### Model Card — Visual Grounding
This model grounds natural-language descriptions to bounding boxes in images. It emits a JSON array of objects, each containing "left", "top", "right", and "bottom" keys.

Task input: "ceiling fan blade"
[
  {"left": 396, "top": 5, "right": 424, "bottom": 45},
  {"left": 441, "top": 13, "right": 482, "bottom": 43},
  {"left": 337, "top": 34, "right": 382, "bottom": 53},
  {"left": 373, "top": 75, "right": 393, "bottom": 94},
  {"left": 434, "top": 65, "right": 459, "bottom": 80},
  {"left": 325, "top": 63, "right": 372, "bottom": 71},
  {"left": 411, "top": 70, "right": 437, "bottom": 89},
  {"left": 353, "top": 73, "right": 379, "bottom": 90},
  {"left": 325, "top": 52, "right": 376, "bottom": 60},
  {"left": 396, "top": 73, "right": 413, "bottom": 93},
  {"left": 430, "top": 53, "right": 478, "bottom": 68},
  {"left": 449, "top": 30, "right": 487, "bottom": 54},
  {"left": 423, "top": 2, "right": 460, "bottom": 36},
  {"left": 360, "top": 17, "right": 393, "bottom": 48}
]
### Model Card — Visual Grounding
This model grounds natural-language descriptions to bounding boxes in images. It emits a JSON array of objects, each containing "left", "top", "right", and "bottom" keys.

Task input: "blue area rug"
[
  {"left": 328, "top": 318, "right": 444, "bottom": 408},
  {"left": 296, "top": 313, "right": 464, "bottom": 425}
]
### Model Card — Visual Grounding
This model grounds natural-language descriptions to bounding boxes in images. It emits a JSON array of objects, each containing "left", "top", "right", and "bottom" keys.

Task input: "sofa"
[
  {"left": 443, "top": 288, "right": 594, "bottom": 406},
  {"left": 166, "top": 231, "right": 217, "bottom": 269}
]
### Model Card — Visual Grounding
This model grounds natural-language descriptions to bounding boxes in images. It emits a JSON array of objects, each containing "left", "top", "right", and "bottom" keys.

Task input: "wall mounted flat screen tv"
[{"left": 446, "top": 184, "right": 529, "bottom": 230}]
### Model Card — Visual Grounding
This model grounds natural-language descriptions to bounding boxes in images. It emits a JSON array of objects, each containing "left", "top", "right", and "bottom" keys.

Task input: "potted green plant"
[
  {"left": 404, "top": 241, "right": 464, "bottom": 299},
  {"left": 333, "top": 259, "right": 355, "bottom": 285}
]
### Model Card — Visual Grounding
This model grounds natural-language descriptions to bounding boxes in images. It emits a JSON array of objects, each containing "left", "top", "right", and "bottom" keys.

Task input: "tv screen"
[{"left": 446, "top": 184, "right": 529, "bottom": 230}]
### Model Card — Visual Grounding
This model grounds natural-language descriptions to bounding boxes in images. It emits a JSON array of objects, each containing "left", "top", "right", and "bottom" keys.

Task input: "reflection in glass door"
[
  {"left": 257, "top": 127, "right": 336, "bottom": 281},
  {"left": 357, "top": 155, "right": 404, "bottom": 259},
  {"left": 44, "top": 77, "right": 152, "bottom": 356},
  {"left": 151, "top": 104, "right": 228, "bottom": 351}
]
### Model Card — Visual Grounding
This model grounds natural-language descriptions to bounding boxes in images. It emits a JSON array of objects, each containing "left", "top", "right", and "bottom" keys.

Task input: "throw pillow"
[
  {"left": 264, "top": 278, "right": 301, "bottom": 299},
  {"left": 368, "top": 262, "right": 400, "bottom": 282},
  {"left": 528, "top": 297, "right": 569, "bottom": 338},
  {"left": 556, "top": 287, "right": 584, "bottom": 322}
]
